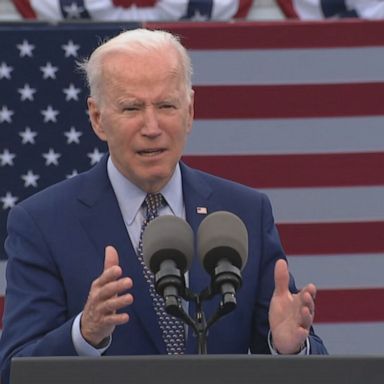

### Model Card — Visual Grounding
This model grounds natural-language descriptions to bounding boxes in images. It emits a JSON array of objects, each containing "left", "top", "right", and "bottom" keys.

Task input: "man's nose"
[{"left": 141, "top": 106, "right": 161, "bottom": 136}]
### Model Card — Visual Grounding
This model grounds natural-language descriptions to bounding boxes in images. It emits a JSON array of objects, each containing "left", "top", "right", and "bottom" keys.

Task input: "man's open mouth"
[{"left": 138, "top": 149, "right": 165, "bottom": 156}]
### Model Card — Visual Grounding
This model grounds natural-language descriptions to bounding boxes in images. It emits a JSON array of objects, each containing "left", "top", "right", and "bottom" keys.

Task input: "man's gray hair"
[{"left": 78, "top": 28, "right": 193, "bottom": 103}]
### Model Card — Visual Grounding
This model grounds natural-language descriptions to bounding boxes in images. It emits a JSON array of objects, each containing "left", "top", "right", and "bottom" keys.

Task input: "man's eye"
[{"left": 160, "top": 104, "right": 175, "bottom": 109}]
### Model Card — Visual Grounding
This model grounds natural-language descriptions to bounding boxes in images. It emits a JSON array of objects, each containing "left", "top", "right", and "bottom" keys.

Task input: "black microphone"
[
  {"left": 142, "top": 215, "right": 193, "bottom": 315},
  {"left": 197, "top": 211, "right": 248, "bottom": 312}
]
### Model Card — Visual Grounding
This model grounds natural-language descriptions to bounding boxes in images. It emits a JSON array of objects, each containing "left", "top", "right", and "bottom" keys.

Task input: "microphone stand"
[
  {"left": 162, "top": 288, "right": 208, "bottom": 354},
  {"left": 157, "top": 261, "right": 242, "bottom": 355}
]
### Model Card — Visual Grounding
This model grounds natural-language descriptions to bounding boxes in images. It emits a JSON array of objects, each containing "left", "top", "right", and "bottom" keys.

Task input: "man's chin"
[{"left": 138, "top": 170, "right": 173, "bottom": 192}]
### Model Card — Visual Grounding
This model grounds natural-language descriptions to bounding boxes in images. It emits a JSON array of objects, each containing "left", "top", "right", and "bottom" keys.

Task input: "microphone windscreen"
[
  {"left": 197, "top": 211, "right": 248, "bottom": 274},
  {"left": 143, "top": 215, "right": 193, "bottom": 274}
]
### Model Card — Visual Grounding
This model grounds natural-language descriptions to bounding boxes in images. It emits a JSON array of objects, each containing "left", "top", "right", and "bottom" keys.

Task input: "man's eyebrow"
[{"left": 117, "top": 98, "right": 143, "bottom": 105}]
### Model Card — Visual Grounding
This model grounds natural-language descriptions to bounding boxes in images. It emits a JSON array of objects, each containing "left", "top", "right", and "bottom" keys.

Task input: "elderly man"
[{"left": 0, "top": 28, "right": 327, "bottom": 384}]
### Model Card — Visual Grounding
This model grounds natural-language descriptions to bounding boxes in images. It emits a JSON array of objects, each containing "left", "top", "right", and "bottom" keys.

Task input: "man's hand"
[
  {"left": 81, "top": 246, "right": 134, "bottom": 347},
  {"left": 269, "top": 259, "right": 316, "bottom": 354}
]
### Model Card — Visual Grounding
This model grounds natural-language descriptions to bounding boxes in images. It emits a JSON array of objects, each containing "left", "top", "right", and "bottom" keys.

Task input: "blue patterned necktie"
[{"left": 136, "top": 193, "right": 186, "bottom": 354}]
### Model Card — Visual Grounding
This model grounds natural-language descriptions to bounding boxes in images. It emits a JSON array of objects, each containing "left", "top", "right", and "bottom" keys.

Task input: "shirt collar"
[{"left": 107, "top": 156, "right": 184, "bottom": 225}]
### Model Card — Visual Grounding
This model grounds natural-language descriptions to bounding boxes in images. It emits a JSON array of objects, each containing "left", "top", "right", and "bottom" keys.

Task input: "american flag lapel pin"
[{"left": 196, "top": 207, "right": 208, "bottom": 215}]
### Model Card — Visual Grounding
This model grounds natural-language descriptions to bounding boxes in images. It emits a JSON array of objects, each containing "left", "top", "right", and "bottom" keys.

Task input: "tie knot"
[{"left": 144, "top": 193, "right": 164, "bottom": 218}]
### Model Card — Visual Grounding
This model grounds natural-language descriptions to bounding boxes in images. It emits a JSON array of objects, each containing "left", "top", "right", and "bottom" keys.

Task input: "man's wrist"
[
  {"left": 72, "top": 313, "right": 112, "bottom": 356},
  {"left": 94, "top": 336, "right": 111, "bottom": 349},
  {"left": 268, "top": 331, "right": 310, "bottom": 355}
]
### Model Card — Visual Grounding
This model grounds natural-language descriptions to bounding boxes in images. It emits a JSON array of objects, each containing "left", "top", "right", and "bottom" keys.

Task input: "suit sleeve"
[
  {"left": 250, "top": 193, "right": 328, "bottom": 355},
  {"left": 0, "top": 204, "right": 78, "bottom": 384}
]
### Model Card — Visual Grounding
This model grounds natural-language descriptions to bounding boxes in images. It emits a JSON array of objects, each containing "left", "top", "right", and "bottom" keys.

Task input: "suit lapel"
[{"left": 76, "top": 157, "right": 165, "bottom": 353}]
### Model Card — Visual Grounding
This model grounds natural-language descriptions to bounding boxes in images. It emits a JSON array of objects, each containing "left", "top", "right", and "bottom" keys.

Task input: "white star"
[
  {"left": 87, "top": 148, "right": 105, "bottom": 165},
  {"left": 40, "top": 62, "right": 58, "bottom": 79},
  {"left": 0, "top": 105, "right": 14, "bottom": 123},
  {"left": 41, "top": 105, "right": 59, "bottom": 123},
  {"left": 190, "top": 10, "right": 209, "bottom": 21},
  {"left": 66, "top": 169, "right": 79, "bottom": 178},
  {"left": 0, "top": 149, "right": 16, "bottom": 166},
  {"left": 0, "top": 192, "right": 18, "bottom": 210},
  {"left": 63, "top": 3, "right": 85, "bottom": 18},
  {"left": 18, "top": 83, "right": 37, "bottom": 101},
  {"left": 21, "top": 170, "right": 40, "bottom": 187},
  {"left": 63, "top": 83, "right": 81, "bottom": 101},
  {"left": 17, "top": 40, "right": 35, "bottom": 57},
  {"left": 64, "top": 126, "right": 82, "bottom": 144},
  {"left": 42, "top": 148, "right": 61, "bottom": 166},
  {"left": 0, "top": 62, "right": 13, "bottom": 79},
  {"left": 19, "top": 127, "right": 38, "bottom": 144},
  {"left": 62, "top": 40, "right": 80, "bottom": 57}
]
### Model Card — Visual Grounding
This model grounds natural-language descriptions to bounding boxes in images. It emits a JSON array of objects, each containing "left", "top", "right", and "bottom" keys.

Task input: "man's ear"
[
  {"left": 88, "top": 97, "right": 107, "bottom": 141},
  {"left": 186, "top": 89, "right": 194, "bottom": 134}
]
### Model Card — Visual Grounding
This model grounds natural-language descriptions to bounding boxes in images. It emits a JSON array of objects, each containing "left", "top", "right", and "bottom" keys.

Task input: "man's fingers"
[
  {"left": 93, "top": 246, "right": 122, "bottom": 287},
  {"left": 81, "top": 246, "right": 133, "bottom": 346},
  {"left": 274, "top": 259, "right": 290, "bottom": 296},
  {"left": 302, "top": 286, "right": 316, "bottom": 315},
  {"left": 97, "top": 277, "right": 133, "bottom": 302},
  {"left": 88, "top": 245, "right": 133, "bottom": 302},
  {"left": 306, "top": 283, "right": 317, "bottom": 300},
  {"left": 104, "top": 245, "right": 119, "bottom": 270},
  {"left": 100, "top": 292, "right": 134, "bottom": 315},
  {"left": 294, "top": 287, "right": 316, "bottom": 331},
  {"left": 300, "top": 305, "right": 314, "bottom": 329},
  {"left": 101, "top": 312, "right": 130, "bottom": 327}
]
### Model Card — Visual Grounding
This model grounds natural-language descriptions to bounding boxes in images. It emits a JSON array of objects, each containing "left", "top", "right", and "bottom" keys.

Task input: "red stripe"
[
  {"left": 11, "top": 0, "right": 37, "bottom": 19},
  {"left": 182, "top": 153, "right": 384, "bottom": 188},
  {"left": 278, "top": 221, "right": 384, "bottom": 255},
  {"left": 145, "top": 20, "right": 384, "bottom": 49},
  {"left": 112, "top": 0, "right": 156, "bottom": 7},
  {"left": 234, "top": 0, "right": 254, "bottom": 18},
  {"left": 316, "top": 288, "right": 384, "bottom": 323},
  {"left": 193, "top": 84, "right": 384, "bottom": 119},
  {"left": 276, "top": 0, "right": 299, "bottom": 18}
]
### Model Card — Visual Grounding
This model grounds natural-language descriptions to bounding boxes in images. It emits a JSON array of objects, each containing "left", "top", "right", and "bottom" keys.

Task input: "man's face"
[{"left": 88, "top": 47, "right": 194, "bottom": 193}]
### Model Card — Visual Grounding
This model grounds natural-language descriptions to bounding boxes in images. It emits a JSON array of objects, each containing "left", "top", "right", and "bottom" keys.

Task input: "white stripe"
[
  {"left": 190, "top": 47, "right": 384, "bottom": 85},
  {"left": 262, "top": 187, "right": 384, "bottom": 223},
  {"left": 211, "top": 0, "right": 239, "bottom": 19},
  {"left": 85, "top": 0, "right": 187, "bottom": 21},
  {"left": 314, "top": 322, "right": 384, "bottom": 354},
  {"left": 293, "top": 0, "right": 324, "bottom": 19},
  {"left": 31, "top": 0, "right": 62, "bottom": 20},
  {"left": 353, "top": 2, "right": 384, "bottom": 19},
  {"left": 288, "top": 253, "right": 384, "bottom": 289},
  {"left": 186, "top": 117, "right": 384, "bottom": 155}
]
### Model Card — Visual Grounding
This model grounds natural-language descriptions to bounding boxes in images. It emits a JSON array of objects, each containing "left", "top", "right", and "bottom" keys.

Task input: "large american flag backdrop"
[{"left": 1, "top": 20, "right": 384, "bottom": 354}]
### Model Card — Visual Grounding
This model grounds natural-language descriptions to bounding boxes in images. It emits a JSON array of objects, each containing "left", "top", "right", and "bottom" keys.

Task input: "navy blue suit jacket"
[{"left": 0, "top": 156, "right": 327, "bottom": 382}]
